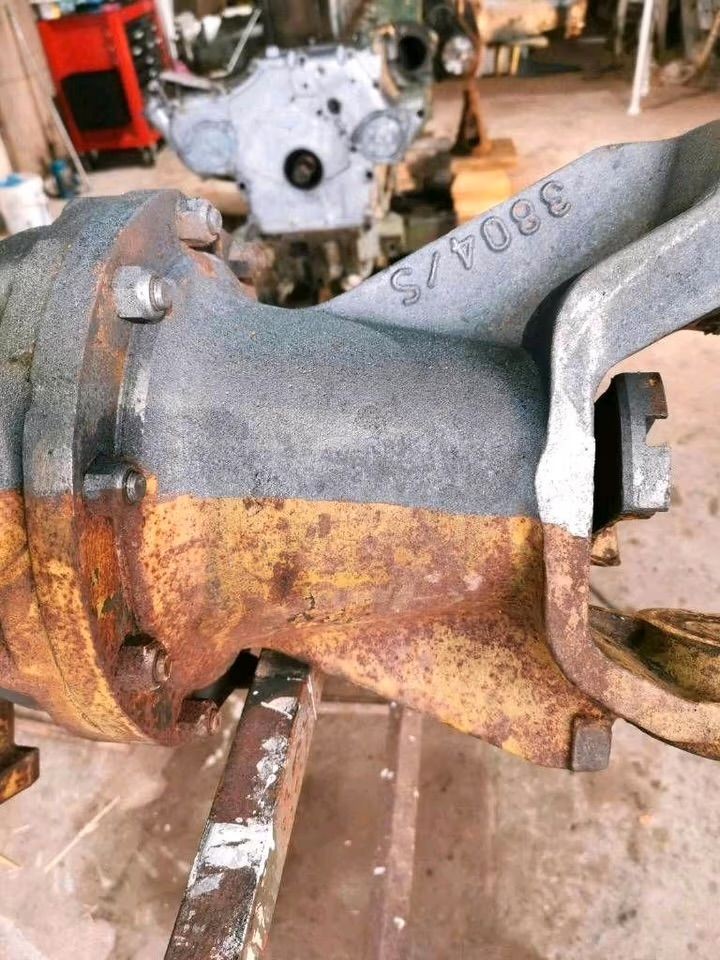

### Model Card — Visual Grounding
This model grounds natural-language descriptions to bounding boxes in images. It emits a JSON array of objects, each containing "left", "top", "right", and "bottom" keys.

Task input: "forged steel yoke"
[{"left": 0, "top": 122, "right": 719, "bottom": 791}]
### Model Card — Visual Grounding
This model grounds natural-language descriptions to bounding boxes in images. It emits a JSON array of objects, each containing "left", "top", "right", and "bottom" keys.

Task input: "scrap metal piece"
[
  {"left": 0, "top": 700, "right": 39, "bottom": 804},
  {"left": 166, "top": 652, "right": 322, "bottom": 960}
]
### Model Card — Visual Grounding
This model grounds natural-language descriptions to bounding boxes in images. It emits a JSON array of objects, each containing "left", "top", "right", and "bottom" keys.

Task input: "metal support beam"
[
  {"left": 165, "top": 651, "right": 322, "bottom": 960},
  {"left": 365, "top": 703, "right": 424, "bottom": 960}
]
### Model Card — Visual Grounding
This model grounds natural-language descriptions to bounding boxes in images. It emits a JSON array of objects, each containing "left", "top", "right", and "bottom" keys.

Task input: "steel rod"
[{"left": 628, "top": 0, "right": 655, "bottom": 115}]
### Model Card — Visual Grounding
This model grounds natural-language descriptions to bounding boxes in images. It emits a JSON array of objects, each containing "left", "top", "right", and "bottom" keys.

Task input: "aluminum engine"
[{"left": 147, "top": 43, "right": 426, "bottom": 236}]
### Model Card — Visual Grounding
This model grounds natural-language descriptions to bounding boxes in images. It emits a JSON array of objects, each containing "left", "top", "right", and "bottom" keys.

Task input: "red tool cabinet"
[{"left": 38, "top": 0, "right": 171, "bottom": 163}]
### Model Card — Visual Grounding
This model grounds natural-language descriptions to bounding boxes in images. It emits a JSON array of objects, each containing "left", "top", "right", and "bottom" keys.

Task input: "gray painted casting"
[{"left": 0, "top": 122, "right": 717, "bottom": 541}]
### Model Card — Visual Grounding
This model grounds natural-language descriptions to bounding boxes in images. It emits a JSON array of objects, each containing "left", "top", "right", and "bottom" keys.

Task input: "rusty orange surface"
[
  {"left": 543, "top": 525, "right": 720, "bottom": 757},
  {"left": 0, "top": 700, "right": 39, "bottom": 803},
  {"left": 0, "top": 484, "right": 610, "bottom": 766}
]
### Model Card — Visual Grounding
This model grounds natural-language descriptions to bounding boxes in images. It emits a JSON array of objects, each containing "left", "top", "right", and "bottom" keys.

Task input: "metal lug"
[
  {"left": 0, "top": 700, "right": 39, "bottom": 805},
  {"left": 570, "top": 715, "right": 613, "bottom": 772},
  {"left": 593, "top": 372, "right": 671, "bottom": 531}
]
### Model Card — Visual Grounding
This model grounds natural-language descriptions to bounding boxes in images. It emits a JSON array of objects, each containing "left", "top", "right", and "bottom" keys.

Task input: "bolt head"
[
  {"left": 152, "top": 648, "right": 172, "bottom": 685},
  {"left": 123, "top": 469, "right": 146, "bottom": 505},
  {"left": 83, "top": 459, "right": 147, "bottom": 506},
  {"left": 206, "top": 704, "right": 221, "bottom": 735},
  {"left": 178, "top": 699, "right": 221, "bottom": 737},
  {"left": 176, "top": 197, "right": 223, "bottom": 247},
  {"left": 117, "top": 637, "right": 170, "bottom": 694},
  {"left": 206, "top": 205, "right": 223, "bottom": 236},
  {"left": 149, "top": 276, "right": 172, "bottom": 312},
  {"left": 114, "top": 266, "right": 171, "bottom": 322}
]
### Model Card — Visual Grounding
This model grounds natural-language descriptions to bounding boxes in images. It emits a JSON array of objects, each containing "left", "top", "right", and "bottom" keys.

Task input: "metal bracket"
[
  {"left": 593, "top": 372, "right": 671, "bottom": 531},
  {"left": 0, "top": 700, "right": 39, "bottom": 805}
]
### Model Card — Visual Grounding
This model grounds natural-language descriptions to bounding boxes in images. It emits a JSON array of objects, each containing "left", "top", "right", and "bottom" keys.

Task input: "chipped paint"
[
  {"left": 259, "top": 697, "right": 296, "bottom": 720},
  {"left": 193, "top": 819, "right": 275, "bottom": 879}
]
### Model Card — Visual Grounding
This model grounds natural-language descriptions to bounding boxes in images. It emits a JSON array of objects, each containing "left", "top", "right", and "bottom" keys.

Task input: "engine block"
[{"left": 148, "top": 42, "right": 427, "bottom": 236}]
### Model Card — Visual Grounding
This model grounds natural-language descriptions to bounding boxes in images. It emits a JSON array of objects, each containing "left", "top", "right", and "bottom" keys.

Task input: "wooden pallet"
[{"left": 451, "top": 138, "right": 518, "bottom": 223}]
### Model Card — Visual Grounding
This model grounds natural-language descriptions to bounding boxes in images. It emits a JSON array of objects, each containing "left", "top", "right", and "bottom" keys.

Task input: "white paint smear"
[
  {"left": 187, "top": 819, "right": 276, "bottom": 899},
  {"left": 260, "top": 696, "right": 296, "bottom": 720}
]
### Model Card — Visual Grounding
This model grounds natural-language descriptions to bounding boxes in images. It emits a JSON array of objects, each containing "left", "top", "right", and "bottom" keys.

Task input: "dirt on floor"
[{"left": 1, "top": 63, "right": 720, "bottom": 960}]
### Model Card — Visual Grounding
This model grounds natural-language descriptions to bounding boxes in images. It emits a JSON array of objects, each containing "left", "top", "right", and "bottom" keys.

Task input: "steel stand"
[{"left": 166, "top": 653, "right": 423, "bottom": 960}]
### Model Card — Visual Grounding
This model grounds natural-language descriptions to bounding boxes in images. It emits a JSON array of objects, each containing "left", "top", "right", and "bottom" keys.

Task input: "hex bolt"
[
  {"left": 149, "top": 276, "right": 172, "bottom": 312},
  {"left": 117, "top": 638, "right": 171, "bottom": 693},
  {"left": 206, "top": 704, "right": 221, "bottom": 735},
  {"left": 123, "top": 469, "right": 147, "bottom": 505},
  {"left": 178, "top": 698, "right": 221, "bottom": 737},
  {"left": 152, "top": 647, "right": 172, "bottom": 685},
  {"left": 114, "top": 266, "right": 172, "bottom": 322},
  {"left": 83, "top": 458, "right": 147, "bottom": 506},
  {"left": 175, "top": 197, "right": 223, "bottom": 248}
]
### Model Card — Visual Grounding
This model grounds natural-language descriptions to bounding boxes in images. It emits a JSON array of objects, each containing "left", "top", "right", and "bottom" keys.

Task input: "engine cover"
[{"left": 148, "top": 44, "right": 425, "bottom": 235}]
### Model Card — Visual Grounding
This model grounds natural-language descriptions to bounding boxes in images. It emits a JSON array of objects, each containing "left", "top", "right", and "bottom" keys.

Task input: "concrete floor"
[{"left": 2, "top": 67, "right": 720, "bottom": 960}]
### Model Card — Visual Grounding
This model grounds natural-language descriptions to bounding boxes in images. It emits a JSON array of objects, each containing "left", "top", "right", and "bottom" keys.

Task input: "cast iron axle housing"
[{"left": 1, "top": 123, "right": 719, "bottom": 804}]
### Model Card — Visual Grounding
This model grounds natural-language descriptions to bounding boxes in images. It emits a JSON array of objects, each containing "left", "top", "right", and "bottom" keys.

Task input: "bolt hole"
[{"left": 284, "top": 149, "right": 323, "bottom": 190}]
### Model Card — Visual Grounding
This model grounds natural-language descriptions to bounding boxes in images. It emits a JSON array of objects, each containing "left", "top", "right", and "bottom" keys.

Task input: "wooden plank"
[
  {"left": 0, "top": 0, "right": 63, "bottom": 173},
  {"left": 452, "top": 137, "right": 518, "bottom": 171},
  {"left": 451, "top": 162, "right": 513, "bottom": 223}
]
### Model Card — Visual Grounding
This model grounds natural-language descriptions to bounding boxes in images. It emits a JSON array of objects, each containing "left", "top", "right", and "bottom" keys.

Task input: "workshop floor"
[{"left": 2, "top": 68, "right": 720, "bottom": 960}]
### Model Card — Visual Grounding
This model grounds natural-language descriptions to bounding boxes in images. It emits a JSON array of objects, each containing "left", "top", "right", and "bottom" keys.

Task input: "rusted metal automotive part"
[
  {"left": 0, "top": 123, "right": 719, "bottom": 795},
  {"left": 0, "top": 701, "right": 39, "bottom": 803}
]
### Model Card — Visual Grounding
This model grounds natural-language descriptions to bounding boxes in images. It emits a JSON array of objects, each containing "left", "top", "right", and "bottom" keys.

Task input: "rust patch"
[
  {"left": 0, "top": 490, "right": 77, "bottom": 721},
  {"left": 544, "top": 524, "right": 720, "bottom": 754},
  {"left": 0, "top": 481, "right": 610, "bottom": 766},
  {"left": 0, "top": 700, "right": 39, "bottom": 805},
  {"left": 120, "top": 495, "right": 605, "bottom": 767}
]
